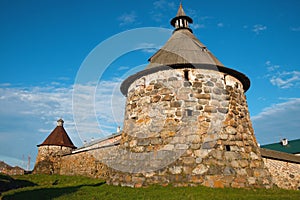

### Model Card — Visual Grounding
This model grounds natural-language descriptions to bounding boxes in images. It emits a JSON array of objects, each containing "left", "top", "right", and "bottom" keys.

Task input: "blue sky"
[{"left": 0, "top": 0, "right": 299, "bottom": 169}]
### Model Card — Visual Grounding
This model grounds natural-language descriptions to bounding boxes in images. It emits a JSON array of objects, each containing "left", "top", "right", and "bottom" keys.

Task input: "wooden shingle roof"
[
  {"left": 147, "top": 29, "right": 224, "bottom": 69},
  {"left": 120, "top": 3, "right": 250, "bottom": 95}
]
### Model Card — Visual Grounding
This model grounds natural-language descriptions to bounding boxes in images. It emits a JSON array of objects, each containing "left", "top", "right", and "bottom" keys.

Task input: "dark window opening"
[
  {"left": 235, "top": 82, "right": 239, "bottom": 88},
  {"left": 187, "top": 109, "right": 193, "bottom": 116},
  {"left": 184, "top": 70, "right": 189, "bottom": 81},
  {"left": 131, "top": 116, "right": 137, "bottom": 120},
  {"left": 223, "top": 74, "right": 227, "bottom": 85},
  {"left": 225, "top": 145, "right": 231, "bottom": 151}
]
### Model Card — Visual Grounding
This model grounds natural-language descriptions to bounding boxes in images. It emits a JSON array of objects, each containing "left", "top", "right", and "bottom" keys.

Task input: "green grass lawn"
[{"left": 1, "top": 173, "right": 299, "bottom": 200}]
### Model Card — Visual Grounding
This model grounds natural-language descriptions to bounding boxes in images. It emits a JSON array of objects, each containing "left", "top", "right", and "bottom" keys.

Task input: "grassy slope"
[{"left": 1, "top": 174, "right": 299, "bottom": 200}]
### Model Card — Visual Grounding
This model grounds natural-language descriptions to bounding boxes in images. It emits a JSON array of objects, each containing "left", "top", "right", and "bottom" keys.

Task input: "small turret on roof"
[
  {"left": 170, "top": 2, "right": 193, "bottom": 32},
  {"left": 37, "top": 119, "right": 76, "bottom": 149}
]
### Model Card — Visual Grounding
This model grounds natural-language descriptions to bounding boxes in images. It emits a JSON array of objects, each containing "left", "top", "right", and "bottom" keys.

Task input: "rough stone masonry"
[{"left": 105, "top": 68, "right": 273, "bottom": 188}]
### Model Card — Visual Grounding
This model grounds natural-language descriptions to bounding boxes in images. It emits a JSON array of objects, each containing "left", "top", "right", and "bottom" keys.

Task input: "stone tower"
[
  {"left": 33, "top": 119, "right": 76, "bottom": 174},
  {"left": 106, "top": 3, "right": 273, "bottom": 188}
]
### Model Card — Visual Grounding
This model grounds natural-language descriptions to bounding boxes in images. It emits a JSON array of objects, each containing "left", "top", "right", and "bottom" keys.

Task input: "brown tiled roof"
[{"left": 38, "top": 125, "right": 76, "bottom": 149}]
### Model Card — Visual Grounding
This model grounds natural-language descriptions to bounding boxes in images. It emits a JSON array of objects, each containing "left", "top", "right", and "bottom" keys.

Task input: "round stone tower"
[
  {"left": 107, "top": 3, "right": 273, "bottom": 188},
  {"left": 34, "top": 119, "right": 76, "bottom": 174}
]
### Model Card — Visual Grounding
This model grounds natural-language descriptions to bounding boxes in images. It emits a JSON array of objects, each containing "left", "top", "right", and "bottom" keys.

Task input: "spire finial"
[
  {"left": 57, "top": 118, "right": 64, "bottom": 127},
  {"left": 170, "top": 2, "right": 193, "bottom": 32},
  {"left": 176, "top": 1, "right": 186, "bottom": 17}
]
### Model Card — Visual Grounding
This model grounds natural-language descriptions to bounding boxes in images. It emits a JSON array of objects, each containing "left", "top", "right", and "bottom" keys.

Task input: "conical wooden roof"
[
  {"left": 120, "top": 3, "right": 250, "bottom": 95},
  {"left": 147, "top": 29, "right": 224, "bottom": 69},
  {"left": 38, "top": 119, "right": 76, "bottom": 149}
]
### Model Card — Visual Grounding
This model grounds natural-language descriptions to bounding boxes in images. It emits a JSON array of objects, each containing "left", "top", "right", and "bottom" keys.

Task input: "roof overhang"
[
  {"left": 120, "top": 63, "right": 250, "bottom": 96},
  {"left": 37, "top": 144, "right": 77, "bottom": 149},
  {"left": 170, "top": 16, "right": 193, "bottom": 27}
]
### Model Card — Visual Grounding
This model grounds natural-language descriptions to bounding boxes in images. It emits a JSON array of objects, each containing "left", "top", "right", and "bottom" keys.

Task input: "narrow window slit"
[
  {"left": 187, "top": 109, "right": 193, "bottom": 116},
  {"left": 184, "top": 70, "right": 189, "bottom": 81},
  {"left": 225, "top": 145, "right": 231, "bottom": 151}
]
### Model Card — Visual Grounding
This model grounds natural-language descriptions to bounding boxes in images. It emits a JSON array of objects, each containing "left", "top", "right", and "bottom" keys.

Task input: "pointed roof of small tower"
[{"left": 37, "top": 119, "right": 76, "bottom": 149}]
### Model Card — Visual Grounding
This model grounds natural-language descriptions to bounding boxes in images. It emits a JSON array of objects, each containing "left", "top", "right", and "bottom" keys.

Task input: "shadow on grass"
[
  {"left": 0, "top": 174, "right": 37, "bottom": 193},
  {"left": 2, "top": 182, "right": 105, "bottom": 200}
]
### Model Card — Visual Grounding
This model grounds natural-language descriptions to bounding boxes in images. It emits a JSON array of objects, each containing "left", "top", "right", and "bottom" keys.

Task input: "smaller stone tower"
[{"left": 33, "top": 119, "right": 76, "bottom": 174}]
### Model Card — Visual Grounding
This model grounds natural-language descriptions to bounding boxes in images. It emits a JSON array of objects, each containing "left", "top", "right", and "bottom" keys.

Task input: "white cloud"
[
  {"left": 153, "top": 0, "right": 175, "bottom": 10},
  {"left": 190, "top": 16, "right": 212, "bottom": 30},
  {"left": 265, "top": 60, "right": 280, "bottom": 72},
  {"left": 190, "top": 23, "right": 204, "bottom": 30},
  {"left": 0, "top": 83, "right": 11, "bottom": 87},
  {"left": 265, "top": 60, "right": 271, "bottom": 65},
  {"left": 200, "top": 16, "right": 212, "bottom": 21},
  {"left": 265, "top": 61, "right": 300, "bottom": 89},
  {"left": 0, "top": 85, "right": 82, "bottom": 163},
  {"left": 252, "top": 98, "right": 300, "bottom": 144},
  {"left": 150, "top": 0, "right": 176, "bottom": 23},
  {"left": 290, "top": 26, "right": 300, "bottom": 32},
  {"left": 0, "top": 85, "right": 73, "bottom": 118},
  {"left": 118, "top": 11, "right": 137, "bottom": 26},
  {"left": 95, "top": 80, "right": 126, "bottom": 126},
  {"left": 252, "top": 24, "right": 267, "bottom": 34},
  {"left": 57, "top": 77, "right": 70, "bottom": 81},
  {"left": 136, "top": 42, "right": 160, "bottom": 49},
  {"left": 217, "top": 22, "right": 224, "bottom": 28},
  {"left": 135, "top": 42, "right": 162, "bottom": 54},
  {"left": 270, "top": 71, "right": 300, "bottom": 88},
  {"left": 0, "top": 80, "right": 126, "bottom": 169},
  {"left": 150, "top": 12, "right": 164, "bottom": 22}
]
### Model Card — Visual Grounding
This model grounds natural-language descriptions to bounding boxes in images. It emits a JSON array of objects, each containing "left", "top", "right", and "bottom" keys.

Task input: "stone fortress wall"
[
  {"left": 59, "top": 149, "right": 111, "bottom": 179},
  {"left": 263, "top": 158, "right": 300, "bottom": 190},
  {"left": 33, "top": 68, "right": 300, "bottom": 190},
  {"left": 36, "top": 141, "right": 300, "bottom": 190},
  {"left": 261, "top": 148, "right": 300, "bottom": 190}
]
